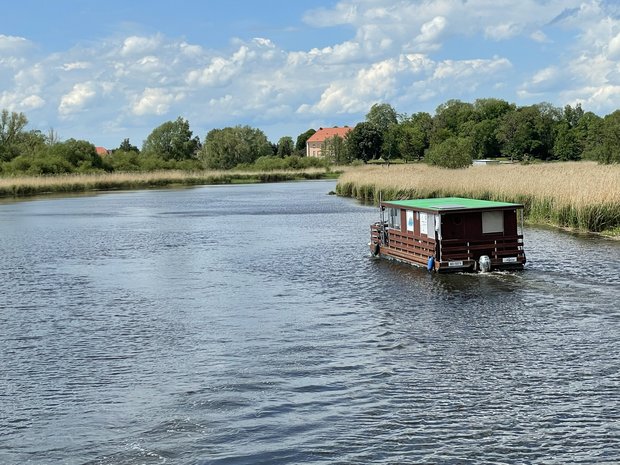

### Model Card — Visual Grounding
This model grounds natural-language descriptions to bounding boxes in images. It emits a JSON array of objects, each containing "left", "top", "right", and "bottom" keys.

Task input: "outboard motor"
[{"left": 479, "top": 255, "right": 491, "bottom": 273}]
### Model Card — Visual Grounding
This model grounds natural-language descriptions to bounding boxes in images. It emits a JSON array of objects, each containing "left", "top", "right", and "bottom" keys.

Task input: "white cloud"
[
  {"left": 62, "top": 62, "right": 91, "bottom": 71},
  {"left": 0, "top": 34, "right": 32, "bottom": 52},
  {"left": 530, "top": 30, "right": 550, "bottom": 43},
  {"left": 59, "top": 82, "right": 97, "bottom": 116},
  {"left": 20, "top": 94, "right": 45, "bottom": 109},
  {"left": 4, "top": 0, "right": 620, "bottom": 147},
  {"left": 414, "top": 16, "right": 447, "bottom": 50},
  {"left": 120, "top": 35, "right": 161, "bottom": 56},
  {"left": 485, "top": 23, "right": 522, "bottom": 40},
  {"left": 132, "top": 87, "right": 174, "bottom": 116}
]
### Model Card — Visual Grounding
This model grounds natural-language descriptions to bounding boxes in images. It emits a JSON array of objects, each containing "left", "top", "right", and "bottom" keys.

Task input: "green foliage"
[
  {"left": 599, "top": 110, "right": 620, "bottom": 164},
  {"left": 295, "top": 128, "right": 316, "bottom": 153},
  {"left": 276, "top": 136, "right": 294, "bottom": 158},
  {"left": 346, "top": 122, "right": 383, "bottom": 162},
  {"left": 553, "top": 122, "right": 581, "bottom": 161},
  {"left": 0, "top": 110, "right": 29, "bottom": 162},
  {"left": 200, "top": 125, "right": 273, "bottom": 169},
  {"left": 424, "top": 136, "right": 474, "bottom": 168},
  {"left": 398, "top": 112, "right": 432, "bottom": 161},
  {"left": 142, "top": 117, "right": 200, "bottom": 161},
  {"left": 237, "top": 155, "right": 328, "bottom": 171},
  {"left": 366, "top": 103, "right": 398, "bottom": 134},
  {"left": 48, "top": 139, "right": 103, "bottom": 170},
  {"left": 321, "top": 135, "right": 348, "bottom": 163},
  {"left": 116, "top": 138, "right": 139, "bottom": 153}
]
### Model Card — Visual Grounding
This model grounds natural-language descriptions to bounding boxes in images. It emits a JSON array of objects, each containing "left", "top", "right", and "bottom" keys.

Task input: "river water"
[{"left": 1, "top": 180, "right": 619, "bottom": 465}]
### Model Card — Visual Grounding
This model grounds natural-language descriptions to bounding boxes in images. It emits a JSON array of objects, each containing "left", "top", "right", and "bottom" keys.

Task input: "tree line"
[{"left": 1, "top": 99, "right": 619, "bottom": 176}]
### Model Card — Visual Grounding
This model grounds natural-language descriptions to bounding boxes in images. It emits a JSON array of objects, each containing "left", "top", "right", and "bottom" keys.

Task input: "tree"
[
  {"left": 399, "top": 112, "right": 432, "bottom": 161},
  {"left": 365, "top": 103, "right": 398, "bottom": 134},
  {"left": 48, "top": 139, "right": 104, "bottom": 171},
  {"left": 497, "top": 105, "right": 556, "bottom": 161},
  {"left": 577, "top": 112, "right": 604, "bottom": 160},
  {"left": 116, "top": 138, "right": 139, "bottom": 153},
  {"left": 276, "top": 136, "right": 294, "bottom": 158},
  {"left": 430, "top": 99, "right": 475, "bottom": 145},
  {"left": 599, "top": 110, "right": 620, "bottom": 164},
  {"left": 345, "top": 122, "right": 383, "bottom": 162},
  {"left": 142, "top": 117, "right": 200, "bottom": 161},
  {"left": 321, "top": 135, "right": 347, "bottom": 163},
  {"left": 0, "top": 110, "right": 28, "bottom": 162},
  {"left": 553, "top": 122, "right": 582, "bottom": 161},
  {"left": 424, "top": 136, "right": 474, "bottom": 168},
  {"left": 199, "top": 125, "right": 273, "bottom": 169},
  {"left": 295, "top": 128, "right": 316, "bottom": 155},
  {"left": 564, "top": 103, "right": 585, "bottom": 128}
]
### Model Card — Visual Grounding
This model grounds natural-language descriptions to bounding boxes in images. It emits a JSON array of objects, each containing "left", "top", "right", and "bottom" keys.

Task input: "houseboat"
[{"left": 370, "top": 197, "right": 526, "bottom": 272}]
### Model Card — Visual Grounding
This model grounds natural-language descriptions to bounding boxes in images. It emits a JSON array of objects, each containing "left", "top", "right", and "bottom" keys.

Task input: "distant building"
[
  {"left": 306, "top": 127, "right": 351, "bottom": 157},
  {"left": 473, "top": 159, "right": 500, "bottom": 165},
  {"left": 95, "top": 146, "right": 111, "bottom": 157}
]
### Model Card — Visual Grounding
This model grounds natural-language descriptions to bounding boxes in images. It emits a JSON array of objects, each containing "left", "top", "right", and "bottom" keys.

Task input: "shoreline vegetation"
[
  {"left": 2, "top": 161, "right": 619, "bottom": 237},
  {"left": 336, "top": 161, "right": 620, "bottom": 237},
  {"left": 0, "top": 168, "right": 337, "bottom": 198}
]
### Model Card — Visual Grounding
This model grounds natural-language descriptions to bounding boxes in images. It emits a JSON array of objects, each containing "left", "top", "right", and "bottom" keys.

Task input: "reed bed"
[
  {"left": 336, "top": 162, "right": 620, "bottom": 234},
  {"left": 0, "top": 168, "right": 330, "bottom": 198}
]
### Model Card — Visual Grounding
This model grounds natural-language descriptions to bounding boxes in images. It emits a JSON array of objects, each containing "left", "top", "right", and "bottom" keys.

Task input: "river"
[{"left": 1, "top": 180, "right": 619, "bottom": 464}]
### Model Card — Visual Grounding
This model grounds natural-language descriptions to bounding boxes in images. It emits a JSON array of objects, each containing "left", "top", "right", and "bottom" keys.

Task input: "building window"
[
  {"left": 482, "top": 211, "right": 504, "bottom": 234},
  {"left": 388, "top": 208, "right": 401, "bottom": 229}
]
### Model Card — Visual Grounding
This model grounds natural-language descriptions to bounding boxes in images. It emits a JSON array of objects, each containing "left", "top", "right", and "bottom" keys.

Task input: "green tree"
[
  {"left": 321, "top": 135, "right": 347, "bottom": 163},
  {"left": 116, "top": 138, "right": 140, "bottom": 153},
  {"left": 553, "top": 122, "right": 582, "bottom": 161},
  {"left": 430, "top": 99, "right": 475, "bottom": 145},
  {"left": 577, "top": 112, "right": 604, "bottom": 161},
  {"left": 425, "top": 136, "right": 474, "bottom": 168},
  {"left": 0, "top": 109, "right": 29, "bottom": 161},
  {"left": 200, "top": 125, "right": 273, "bottom": 169},
  {"left": 295, "top": 128, "right": 316, "bottom": 155},
  {"left": 276, "top": 136, "right": 294, "bottom": 158},
  {"left": 398, "top": 112, "right": 432, "bottom": 161},
  {"left": 599, "top": 110, "right": 620, "bottom": 164},
  {"left": 496, "top": 105, "right": 559, "bottom": 161},
  {"left": 366, "top": 103, "right": 398, "bottom": 135},
  {"left": 142, "top": 117, "right": 200, "bottom": 161},
  {"left": 48, "top": 139, "right": 104, "bottom": 171},
  {"left": 563, "top": 103, "right": 585, "bottom": 128},
  {"left": 345, "top": 122, "right": 383, "bottom": 162}
]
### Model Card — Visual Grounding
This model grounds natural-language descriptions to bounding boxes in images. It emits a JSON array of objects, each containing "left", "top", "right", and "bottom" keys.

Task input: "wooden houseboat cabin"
[{"left": 370, "top": 197, "right": 526, "bottom": 272}]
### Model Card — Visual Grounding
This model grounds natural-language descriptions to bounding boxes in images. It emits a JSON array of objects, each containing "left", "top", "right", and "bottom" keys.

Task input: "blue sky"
[{"left": 1, "top": 0, "right": 620, "bottom": 148}]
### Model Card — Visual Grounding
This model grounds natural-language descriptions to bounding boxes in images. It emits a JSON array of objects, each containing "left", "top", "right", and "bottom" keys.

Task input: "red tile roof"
[
  {"left": 307, "top": 127, "right": 351, "bottom": 143},
  {"left": 95, "top": 146, "right": 110, "bottom": 156}
]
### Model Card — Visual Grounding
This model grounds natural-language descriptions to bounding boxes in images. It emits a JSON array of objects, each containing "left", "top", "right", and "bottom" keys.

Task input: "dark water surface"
[{"left": 1, "top": 181, "right": 619, "bottom": 464}]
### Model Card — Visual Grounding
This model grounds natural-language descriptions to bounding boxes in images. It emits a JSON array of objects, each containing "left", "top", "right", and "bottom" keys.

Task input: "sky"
[{"left": 2, "top": 0, "right": 620, "bottom": 148}]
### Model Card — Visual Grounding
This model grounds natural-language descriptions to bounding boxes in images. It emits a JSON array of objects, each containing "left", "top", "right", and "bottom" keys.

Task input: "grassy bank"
[
  {"left": 0, "top": 168, "right": 335, "bottom": 198},
  {"left": 336, "top": 162, "right": 620, "bottom": 235}
]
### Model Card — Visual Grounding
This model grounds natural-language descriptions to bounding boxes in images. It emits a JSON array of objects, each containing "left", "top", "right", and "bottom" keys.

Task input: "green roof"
[{"left": 383, "top": 197, "right": 522, "bottom": 212}]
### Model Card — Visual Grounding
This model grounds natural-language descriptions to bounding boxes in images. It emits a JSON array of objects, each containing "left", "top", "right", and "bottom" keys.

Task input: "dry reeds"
[
  {"left": 0, "top": 168, "right": 330, "bottom": 198},
  {"left": 336, "top": 162, "right": 620, "bottom": 233}
]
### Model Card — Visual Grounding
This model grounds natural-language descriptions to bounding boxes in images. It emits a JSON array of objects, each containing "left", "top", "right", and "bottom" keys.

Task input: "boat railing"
[
  {"left": 441, "top": 235, "right": 525, "bottom": 262},
  {"left": 376, "top": 227, "right": 437, "bottom": 265}
]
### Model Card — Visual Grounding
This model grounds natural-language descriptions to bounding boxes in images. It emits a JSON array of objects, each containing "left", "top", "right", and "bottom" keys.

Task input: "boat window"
[
  {"left": 388, "top": 208, "right": 401, "bottom": 229},
  {"left": 482, "top": 211, "right": 504, "bottom": 233}
]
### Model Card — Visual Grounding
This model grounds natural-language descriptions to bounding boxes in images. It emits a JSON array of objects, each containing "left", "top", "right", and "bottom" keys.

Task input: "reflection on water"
[{"left": 1, "top": 181, "right": 619, "bottom": 464}]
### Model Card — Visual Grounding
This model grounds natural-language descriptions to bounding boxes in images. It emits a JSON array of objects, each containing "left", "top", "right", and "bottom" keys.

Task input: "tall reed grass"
[
  {"left": 0, "top": 168, "right": 331, "bottom": 198},
  {"left": 336, "top": 162, "right": 620, "bottom": 233}
]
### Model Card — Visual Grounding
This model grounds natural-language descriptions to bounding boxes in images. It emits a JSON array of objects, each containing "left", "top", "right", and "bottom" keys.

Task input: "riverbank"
[
  {"left": 336, "top": 161, "right": 620, "bottom": 236},
  {"left": 0, "top": 168, "right": 337, "bottom": 198}
]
